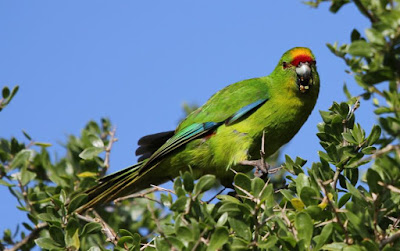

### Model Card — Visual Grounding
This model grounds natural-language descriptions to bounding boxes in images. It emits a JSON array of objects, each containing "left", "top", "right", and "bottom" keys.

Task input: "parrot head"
[{"left": 276, "top": 47, "right": 318, "bottom": 94}]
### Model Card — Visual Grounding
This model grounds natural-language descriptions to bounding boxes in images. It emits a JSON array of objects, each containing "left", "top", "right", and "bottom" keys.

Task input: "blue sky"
[{"left": 0, "top": 1, "right": 373, "bottom": 235}]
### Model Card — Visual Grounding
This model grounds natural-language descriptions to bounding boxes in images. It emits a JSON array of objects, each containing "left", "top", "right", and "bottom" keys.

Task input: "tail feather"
[{"left": 76, "top": 163, "right": 143, "bottom": 213}]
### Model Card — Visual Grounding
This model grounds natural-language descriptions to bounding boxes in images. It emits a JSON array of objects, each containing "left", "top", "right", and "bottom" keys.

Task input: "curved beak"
[
  {"left": 296, "top": 62, "right": 311, "bottom": 80},
  {"left": 296, "top": 62, "right": 312, "bottom": 93}
]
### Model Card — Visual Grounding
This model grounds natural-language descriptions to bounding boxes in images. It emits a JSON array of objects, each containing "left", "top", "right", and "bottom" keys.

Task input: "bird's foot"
[{"left": 239, "top": 159, "right": 270, "bottom": 180}]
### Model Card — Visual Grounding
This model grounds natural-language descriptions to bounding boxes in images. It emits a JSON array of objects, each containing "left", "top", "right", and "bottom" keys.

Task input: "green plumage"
[{"left": 77, "top": 47, "right": 320, "bottom": 212}]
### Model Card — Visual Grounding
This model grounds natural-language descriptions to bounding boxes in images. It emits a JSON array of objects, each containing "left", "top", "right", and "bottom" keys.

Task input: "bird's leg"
[
  {"left": 258, "top": 130, "right": 268, "bottom": 179},
  {"left": 239, "top": 131, "right": 270, "bottom": 179}
]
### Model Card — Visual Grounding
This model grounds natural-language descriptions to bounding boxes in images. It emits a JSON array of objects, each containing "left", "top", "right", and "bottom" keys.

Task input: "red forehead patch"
[{"left": 291, "top": 55, "right": 314, "bottom": 67}]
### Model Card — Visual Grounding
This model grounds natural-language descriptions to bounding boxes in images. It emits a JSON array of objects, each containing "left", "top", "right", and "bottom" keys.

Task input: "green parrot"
[{"left": 77, "top": 47, "right": 319, "bottom": 213}]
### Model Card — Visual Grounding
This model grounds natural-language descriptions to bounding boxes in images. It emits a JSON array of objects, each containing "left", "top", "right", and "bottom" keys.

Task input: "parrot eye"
[{"left": 282, "top": 61, "right": 288, "bottom": 69}]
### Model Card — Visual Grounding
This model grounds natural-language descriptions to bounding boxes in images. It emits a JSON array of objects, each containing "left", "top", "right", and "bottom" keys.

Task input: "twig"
[
  {"left": 319, "top": 180, "right": 349, "bottom": 244},
  {"left": 5, "top": 223, "right": 48, "bottom": 251},
  {"left": 77, "top": 211, "right": 119, "bottom": 245},
  {"left": 150, "top": 185, "right": 176, "bottom": 194},
  {"left": 332, "top": 99, "right": 361, "bottom": 190},
  {"left": 378, "top": 181, "right": 400, "bottom": 194},
  {"left": 353, "top": 0, "right": 379, "bottom": 23},
  {"left": 114, "top": 187, "right": 162, "bottom": 205},
  {"left": 355, "top": 144, "right": 399, "bottom": 167},
  {"left": 76, "top": 213, "right": 119, "bottom": 245},
  {"left": 332, "top": 167, "right": 341, "bottom": 191},
  {"left": 17, "top": 178, "right": 34, "bottom": 213},
  {"left": 206, "top": 187, "right": 226, "bottom": 203},
  {"left": 93, "top": 210, "right": 119, "bottom": 245},
  {"left": 140, "top": 237, "right": 156, "bottom": 250},
  {"left": 380, "top": 230, "right": 400, "bottom": 248},
  {"left": 191, "top": 228, "right": 208, "bottom": 251},
  {"left": 103, "top": 127, "right": 117, "bottom": 172},
  {"left": 147, "top": 204, "right": 175, "bottom": 250},
  {"left": 280, "top": 203, "right": 297, "bottom": 239}
]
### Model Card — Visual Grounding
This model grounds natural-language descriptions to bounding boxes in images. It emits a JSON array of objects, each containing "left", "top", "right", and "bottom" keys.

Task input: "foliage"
[{"left": 1, "top": 1, "right": 400, "bottom": 250}]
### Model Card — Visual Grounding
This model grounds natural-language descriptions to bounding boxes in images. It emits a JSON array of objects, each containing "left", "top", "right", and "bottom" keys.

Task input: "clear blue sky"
[{"left": 1, "top": 1, "right": 373, "bottom": 234}]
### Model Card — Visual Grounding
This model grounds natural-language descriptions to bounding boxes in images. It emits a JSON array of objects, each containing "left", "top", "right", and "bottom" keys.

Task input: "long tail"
[{"left": 76, "top": 162, "right": 144, "bottom": 213}]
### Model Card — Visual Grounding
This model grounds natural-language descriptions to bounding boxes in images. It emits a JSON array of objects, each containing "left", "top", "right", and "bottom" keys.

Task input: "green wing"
[
  {"left": 177, "top": 77, "right": 270, "bottom": 130},
  {"left": 141, "top": 77, "right": 270, "bottom": 169}
]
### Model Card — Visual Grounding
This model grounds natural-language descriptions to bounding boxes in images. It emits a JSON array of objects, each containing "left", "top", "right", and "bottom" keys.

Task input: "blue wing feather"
[{"left": 225, "top": 99, "right": 268, "bottom": 125}]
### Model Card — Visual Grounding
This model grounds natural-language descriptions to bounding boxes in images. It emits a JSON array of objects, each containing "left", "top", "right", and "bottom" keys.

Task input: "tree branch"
[
  {"left": 103, "top": 127, "right": 117, "bottom": 173},
  {"left": 113, "top": 187, "right": 163, "bottom": 205},
  {"left": 353, "top": 0, "right": 379, "bottom": 23},
  {"left": 76, "top": 211, "right": 119, "bottom": 246},
  {"left": 319, "top": 180, "right": 349, "bottom": 244},
  {"left": 380, "top": 230, "right": 400, "bottom": 248},
  {"left": 5, "top": 223, "right": 48, "bottom": 251}
]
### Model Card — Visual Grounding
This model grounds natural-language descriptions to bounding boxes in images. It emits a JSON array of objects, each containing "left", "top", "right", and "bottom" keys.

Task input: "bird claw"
[
  {"left": 239, "top": 159, "right": 270, "bottom": 180},
  {"left": 254, "top": 159, "right": 269, "bottom": 180}
]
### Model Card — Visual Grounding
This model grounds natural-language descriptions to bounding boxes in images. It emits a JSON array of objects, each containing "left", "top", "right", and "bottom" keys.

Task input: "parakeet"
[{"left": 77, "top": 47, "right": 319, "bottom": 213}]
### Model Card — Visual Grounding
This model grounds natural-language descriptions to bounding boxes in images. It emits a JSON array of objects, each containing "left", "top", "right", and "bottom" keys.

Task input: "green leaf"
[
  {"left": 21, "top": 167, "right": 36, "bottom": 186},
  {"left": 315, "top": 223, "right": 333, "bottom": 250},
  {"left": 170, "top": 196, "right": 189, "bottom": 212},
  {"left": 10, "top": 149, "right": 33, "bottom": 169},
  {"left": 251, "top": 177, "right": 265, "bottom": 198},
  {"left": 49, "top": 226, "right": 65, "bottom": 247},
  {"left": 88, "top": 134, "right": 104, "bottom": 148},
  {"left": 350, "top": 29, "right": 361, "bottom": 42},
  {"left": 81, "top": 222, "right": 102, "bottom": 235},
  {"left": 0, "top": 179, "right": 14, "bottom": 187},
  {"left": 294, "top": 212, "right": 313, "bottom": 247},
  {"left": 193, "top": 174, "right": 216, "bottom": 195},
  {"left": 207, "top": 227, "right": 229, "bottom": 251},
  {"left": 366, "top": 169, "right": 382, "bottom": 193},
  {"left": 343, "top": 83, "right": 352, "bottom": 99},
  {"left": 79, "top": 146, "right": 104, "bottom": 160},
  {"left": 68, "top": 194, "right": 88, "bottom": 212},
  {"left": 257, "top": 235, "right": 278, "bottom": 249},
  {"left": 216, "top": 212, "right": 228, "bottom": 227},
  {"left": 362, "top": 146, "right": 376, "bottom": 154},
  {"left": 351, "top": 123, "right": 365, "bottom": 144},
  {"left": 366, "top": 125, "right": 381, "bottom": 146},
  {"left": 346, "top": 180, "right": 363, "bottom": 201},
  {"left": 65, "top": 218, "right": 80, "bottom": 250},
  {"left": 365, "top": 28, "right": 385, "bottom": 45},
  {"left": 347, "top": 40, "right": 373, "bottom": 57},
  {"left": 259, "top": 183, "right": 274, "bottom": 206},
  {"left": 322, "top": 242, "right": 348, "bottom": 250},
  {"left": 228, "top": 217, "right": 251, "bottom": 241},
  {"left": 342, "top": 132, "right": 358, "bottom": 145},
  {"left": 216, "top": 194, "right": 241, "bottom": 204},
  {"left": 35, "top": 237, "right": 62, "bottom": 249},
  {"left": 345, "top": 210, "right": 369, "bottom": 238},
  {"left": 329, "top": 0, "right": 350, "bottom": 13},
  {"left": 296, "top": 173, "right": 310, "bottom": 196},
  {"left": 9, "top": 85, "right": 19, "bottom": 102},
  {"left": 77, "top": 171, "right": 98, "bottom": 178},
  {"left": 37, "top": 213, "right": 60, "bottom": 224},
  {"left": 34, "top": 142, "right": 52, "bottom": 147},
  {"left": 155, "top": 237, "right": 170, "bottom": 251},
  {"left": 21, "top": 130, "right": 32, "bottom": 140},
  {"left": 338, "top": 193, "right": 351, "bottom": 208},
  {"left": 183, "top": 171, "right": 194, "bottom": 192},
  {"left": 234, "top": 173, "right": 251, "bottom": 196},
  {"left": 2, "top": 86, "right": 10, "bottom": 99},
  {"left": 119, "top": 229, "right": 134, "bottom": 237},
  {"left": 300, "top": 186, "right": 319, "bottom": 206},
  {"left": 177, "top": 226, "right": 193, "bottom": 242},
  {"left": 117, "top": 236, "right": 133, "bottom": 248}
]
